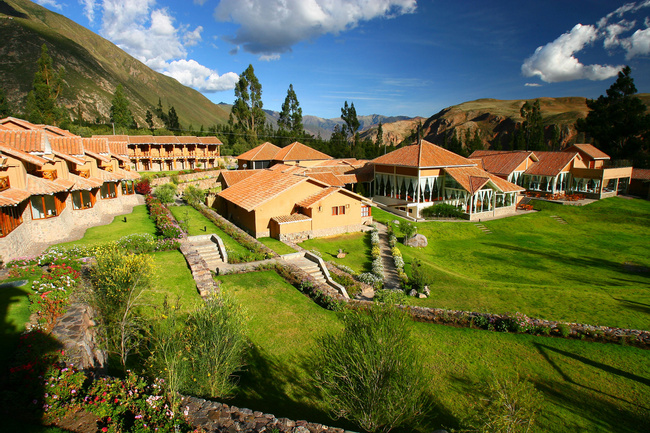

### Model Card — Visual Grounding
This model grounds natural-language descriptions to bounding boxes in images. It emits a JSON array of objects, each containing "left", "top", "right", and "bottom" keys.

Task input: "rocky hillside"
[
  {"left": 359, "top": 117, "right": 426, "bottom": 145},
  {"left": 0, "top": 0, "right": 231, "bottom": 128}
]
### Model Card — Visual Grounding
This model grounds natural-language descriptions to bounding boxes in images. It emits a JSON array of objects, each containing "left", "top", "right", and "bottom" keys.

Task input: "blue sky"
[{"left": 35, "top": 0, "right": 650, "bottom": 119}]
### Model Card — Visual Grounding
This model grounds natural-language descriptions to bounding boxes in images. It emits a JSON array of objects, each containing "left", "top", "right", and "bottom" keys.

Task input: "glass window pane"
[
  {"left": 72, "top": 192, "right": 82, "bottom": 209},
  {"left": 31, "top": 196, "right": 45, "bottom": 219},
  {"left": 44, "top": 195, "right": 57, "bottom": 216}
]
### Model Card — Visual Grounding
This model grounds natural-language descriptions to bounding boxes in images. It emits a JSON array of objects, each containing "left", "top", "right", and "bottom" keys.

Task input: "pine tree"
[
  {"left": 25, "top": 44, "right": 66, "bottom": 125},
  {"left": 167, "top": 106, "right": 180, "bottom": 131},
  {"left": 278, "top": 84, "right": 303, "bottom": 135},
  {"left": 110, "top": 85, "right": 133, "bottom": 129},
  {"left": 376, "top": 122, "right": 385, "bottom": 154},
  {"left": 341, "top": 101, "right": 360, "bottom": 151},
  {"left": 520, "top": 100, "right": 545, "bottom": 151},
  {"left": 231, "top": 64, "right": 264, "bottom": 138},
  {"left": 0, "top": 88, "right": 11, "bottom": 118},
  {"left": 145, "top": 110, "right": 154, "bottom": 131}
]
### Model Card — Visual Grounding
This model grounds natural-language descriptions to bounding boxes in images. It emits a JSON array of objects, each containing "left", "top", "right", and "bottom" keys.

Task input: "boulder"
[
  {"left": 392, "top": 220, "right": 400, "bottom": 225},
  {"left": 408, "top": 289, "right": 418, "bottom": 297},
  {"left": 423, "top": 286, "right": 431, "bottom": 296},
  {"left": 405, "top": 233, "right": 428, "bottom": 248},
  {"left": 418, "top": 293, "right": 427, "bottom": 299}
]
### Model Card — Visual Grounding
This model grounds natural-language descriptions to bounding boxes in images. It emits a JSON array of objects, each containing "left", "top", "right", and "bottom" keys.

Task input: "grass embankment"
[
  {"left": 300, "top": 232, "right": 372, "bottom": 274},
  {"left": 368, "top": 198, "right": 650, "bottom": 330},
  {"left": 257, "top": 237, "right": 297, "bottom": 255},
  {"left": 218, "top": 270, "right": 650, "bottom": 433},
  {"left": 168, "top": 205, "right": 250, "bottom": 257}
]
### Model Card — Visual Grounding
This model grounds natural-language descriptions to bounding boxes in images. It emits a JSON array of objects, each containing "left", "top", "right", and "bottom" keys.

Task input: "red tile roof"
[
  {"left": 0, "top": 117, "right": 40, "bottom": 131},
  {"left": 0, "top": 130, "right": 50, "bottom": 153},
  {"left": 218, "top": 169, "right": 259, "bottom": 188},
  {"left": 53, "top": 150, "right": 86, "bottom": 166},
  {"left": 0, "top": 145, "right": 47, "bottom": 166},
  {"left": 27, "top": 174, "right": 72, "bottom": 194},
  {"left": 445, "top": 166, "right": 524, "bottom": 194},
  {"left": 198, "top": 137, "right": 223, "bottom": 145},
  {"left": 49, "top": 136, "right": 85, "bottom": 156},
  {"left": 296, "top": 187, "right": 340, "bottom": 208},
  {"left": 525, "top": 152, "right": 578, "bottom": 176},
  {"left": 95, "top": 135, "right": 222, "bottom": 146},
  {"left": 69, "top": 173, "right": 103, "bottom": 191},
  {"left": 469, "top": 150, "right": 536, "bottom": 177},
  {"left": 372, "top": 140, "right": 474, "bottom": 168},
  {"left": 218, "top": 169, "right": 308, "bottom": 212},
  {"left": 82, "top": 137, "right": 110, "bottom": 154},
  {"left": 97, "top": 169, "right": 122, "bottom": 182},
  {"left": 0, "top": 188, "right": 31, "bottom": 207},
  {"left": 268, "top": 164, "right": 307, "bottom": 174},
  {"left": 272, "top": 142, "right": 332, "bottom": 162},
  {"left": 84, "top": 149, "right": 111, "bottom": 163},
  {"left": 271, "top": 214, "right": 312, "bottom": 224},
  {"left": 108, "top": 141, "right": 129, "bottom": 156},
  {"left": 41, "top": 125, "right": 76, "bottom": 137},
  {"left": 564, "top": 144, "right": 610, "bottom": 160},
  {"left": 237, "top": 142, "right": 281, "bottom": 161},
  {"left": 632, "top": 168, "right": 650, "bottom": 180},
  {"left": 305, "top": 172, "right": 344, "bottom": 187}
]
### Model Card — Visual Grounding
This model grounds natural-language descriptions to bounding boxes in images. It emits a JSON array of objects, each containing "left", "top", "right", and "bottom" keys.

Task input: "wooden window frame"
[
  {"left": 361, "top": 205, "right": 371, "bottom": 217},
  {"left": 332, "top": 205, "right": 346, "bottom": 216},
  {"left": 121, "top": 180, "right": 135, "bottom": 195},
  {"left": 100, "top": 182, "right": 118, "bottom": 199},
  {"left": 0, "top": 204, "right": 23, "bottom": 237},
  {"left": 72, "top": 190, "right": 96, "bottom": 210},
  {"left": 30, "top": 193, "right": 66, "bottom": 220}
]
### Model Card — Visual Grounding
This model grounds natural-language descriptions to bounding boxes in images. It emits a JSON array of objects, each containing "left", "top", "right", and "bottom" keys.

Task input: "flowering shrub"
[
  {"left": 135, "top": 178, "right": 152, "bottom": 195},
  {"left": 146, "top": 195, "right": 185, "bottom": 239},
  {"left": 116, "top": 233, "right": 180, "bottom": 253},
  {"left": 41, "top": 363, "right": 87, "bottom": 421},
  {"left": 372, "top": 257, "right": 384, "bottom": 277},
  {"left": 358, "top": 272, "right": 383, "bottom": 289},
  {"left": 29, "top": 264, "right": 81, "bottom": 331},
  {"left": 331, "top": 262, "right": 357, "bottom": 276},
  {"left": 371, "top": 245, "right": 381, "bottom": 259}
]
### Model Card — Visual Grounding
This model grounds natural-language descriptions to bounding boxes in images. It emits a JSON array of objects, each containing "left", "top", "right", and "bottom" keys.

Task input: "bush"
[
  {"left": 135, "top": 178, "right": 152, "bottom": 195},
  {"left": 183, "top": 185, "right": 206, "bottom": 206},
  {"left": 29, "top": 264, "right": 81, "bottom": 331},
  {"left": 409, "top": 258, "right": 429, "bottom": 292},
  {"left": 421, "top": 203, "right": 464, "bottom": 219},
  {"left": 374, "top": 288, "right": 407, "bottom": 305},
  {"left": 313, "top": 305, "right": 429, "bottom": 432},
  {"left": 154, "top": 183, "right": 177, "bottom": 204},
  {"left": 555, "top": 323, "right": 571, "bottom": 338}
]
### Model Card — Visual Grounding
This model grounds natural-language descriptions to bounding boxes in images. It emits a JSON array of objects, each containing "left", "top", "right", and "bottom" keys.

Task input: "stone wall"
[
  {"left": 0, "top": 193, "right": 143, "bottom": 261},
  {"left": 279, "top": 223, "right": 372, "bottom": 243},
  {"left": 150, "top": 169, "right": 223, "bottom": 187}
]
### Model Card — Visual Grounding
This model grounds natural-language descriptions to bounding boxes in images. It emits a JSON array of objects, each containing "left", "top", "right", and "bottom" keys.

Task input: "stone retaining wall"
[
  {"left": 51, "top": 301, "right": 106, "bottom": 371},
  {"left": 150, "top": 169, "right": 224, "bottom": 187},
  {"left": 179, "top": 239, "right": 220, "bottom": 298}
]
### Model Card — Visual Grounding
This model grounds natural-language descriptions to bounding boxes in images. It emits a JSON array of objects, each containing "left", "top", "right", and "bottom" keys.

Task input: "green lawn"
[
  {"left": 354, "top": 199, "right": 650, "bottom": 330},
  {"left": 299, "top": 232, "right": 372, "bottom": 274},
  {"left": 168, "top": 205, "right": 250, "bottom": 256},
  {"left": 219, "top": 270, "right": 650, "bottom": 433},
  {"left": 0, "top": 276, "right": 40, "bottom": 370},
  {"left": 258, "top": 237, "right": 298, "bottom": 255},
  {"left": 57, "top": 205, "right": 157, "bottom": 248}
]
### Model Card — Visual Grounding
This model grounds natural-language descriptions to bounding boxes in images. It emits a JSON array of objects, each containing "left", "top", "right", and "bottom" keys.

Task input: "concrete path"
[{"left": 376, "top": 223, "right": 401, "bottom": 291}]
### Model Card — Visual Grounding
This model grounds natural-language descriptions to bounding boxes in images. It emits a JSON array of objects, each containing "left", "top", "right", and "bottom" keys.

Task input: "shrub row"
[
  {"left": 146, "top": 195, "right": 184, "bottom": 239},
  {"left": 421, "top": 203, "right": 464, "bottom": 219}
]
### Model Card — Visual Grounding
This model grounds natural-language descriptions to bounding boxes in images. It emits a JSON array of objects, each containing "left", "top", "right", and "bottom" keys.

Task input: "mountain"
[
  {"left": 0, "top": 0, "right": 231, "bottom": 128},
  {"left": 362, "top": 95, "right": 650, "bottom": 150}
]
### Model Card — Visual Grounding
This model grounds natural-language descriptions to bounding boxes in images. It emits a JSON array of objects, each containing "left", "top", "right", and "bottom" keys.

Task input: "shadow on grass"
[{"left": 614, "top": 298, "right": 650, "bottom": 317}]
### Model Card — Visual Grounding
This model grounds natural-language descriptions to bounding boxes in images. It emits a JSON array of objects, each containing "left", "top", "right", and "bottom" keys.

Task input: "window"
[
  {"left": 72, "top": 190, "right": 96, "bottom": 210},
  {"left": 30, "top": 194, "right": 65, "bottom": 219},
  {"left": 0, "top": 204, "right": 23, "bottom": 237},
  {"left": 100, "top": 182, "right": 117, "bottom": 199},
  {"left": 332, "top": 205, "right": 346, "bottom": 216},
  {"left": 361, "top": 205, "right": 371, "bottom": 217},
  {"left": 121, "top": 181, "right": 135, "bottom": 195}
]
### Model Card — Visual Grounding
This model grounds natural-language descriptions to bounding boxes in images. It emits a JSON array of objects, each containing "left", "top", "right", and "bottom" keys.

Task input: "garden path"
[{"left": 376, "top": 223, "right": 401, "bottom": 291}]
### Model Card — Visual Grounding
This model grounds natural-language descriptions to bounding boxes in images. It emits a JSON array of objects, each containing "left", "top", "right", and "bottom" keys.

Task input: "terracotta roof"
[
  {"left": 41, "top": 125, "right": 76, "bottom": 137},
  {"left": 218, "top": 170, "right": 308, "bottom": 212},
  {"left": 27, "top": 174, "right": 72, "bottom": 194},
  {"left": 337, "top": 174, "right": 360, "bottom": 184},
  {"left": 82, "top": 137, "right": 111, "bottom": 154},
  {"left": 93, "top": 135, "right": 129, "bottom": 142},
  {"left": 271, "top": 214, "right": 312, "bottom": 224},
  {"left": 0, "top": 188, "right": 31, "bottom": 207},
  {"left": 154, "top": 136, "right": 179, "bottom": 144},
  {"left": 0, "top": 130, "right": 50, "bottom": 153},
  {"left": 49, "top": 136, "right": 85, "bottom": 156},
  {"left": 94, "top": 135, "right": 222, "bottom": 146},
  {"left": 486, "top": 173, "right": 526, "bottom": 193},
  {"left": 84, "top": 149, "right": 111, "bottom": 163},
  {"left": 219, "top": 170, "right": 259, "bottom": 189},
  {"left": 198, "top": 136, "right": 223, "bottom": 145},
  {"left": 272, "top": 142, "right": 332, "bottom": 162},
  {"left": 53, "top": 150, "right": 86, "bottom": 166},
  {"left": 469, "top": 150, "right": 536, "bottom": 177},
  {"left": 296, "top": 187, "right": 340, "bottom": 208},
  {"left": 372, "top": 140, "right": 474, "bottom": 168},
  {"left": 304, "top": 172, "right": 344, "bottom": 187},
  {"left": 312, "top": 158, "right": 363, "bottom": 168},
  {"left": 0, "top": 117, "right": 40, "bottom": 131},
  {"left": 632, "top": 168, "right": 650, "bottom": 180},
  {"left": 237, "top": 142, "right": 281, "bottom": 161},
  {"left": 0, "top": 125, "right": 9, "bottom": 130},
  {"left": 0, "top": 145, "right": 47, "bottom": 166},
  {"left": 525, "top": 152, "right": 578, "bottom": 176},
  {"left": 115, "top": 167, "right": 140, "bottom": 180},
  {"left": 564, "top": 144, "right": 610, "bottom": 160},
  {"left": 268, "top": 164, "right": 307, "bottom": 174},
  {"left": 444, "top": 166, "right": 523, "bottom": 194},
  {"left": 97, "top": 169, "right": 122, "bottom": 182},
  {"left": 108, "top": 141, "right": 129, "bottom": 156},
  {"left": 121, "top": 135, "right": 152, "bottom": 144},
  {"left": 69, "top": 173, "right": 103, "bottom": 191}
]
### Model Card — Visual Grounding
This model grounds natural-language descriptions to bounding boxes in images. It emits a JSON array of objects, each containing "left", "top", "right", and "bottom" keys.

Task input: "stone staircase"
[
  {"left": 292, "top": 256, "right": 328, "bottom": 285},
  {"left": 187, "top": 235, "right": 226, "bottom": 270},
  {"left": 283, "top": 252, "right": 349, "bottom": 298}
]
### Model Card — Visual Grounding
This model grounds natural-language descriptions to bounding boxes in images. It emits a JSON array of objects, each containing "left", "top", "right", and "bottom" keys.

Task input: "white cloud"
[
  {"left": 525, "top": 83, "right": 542, "bottom": 87},
  {"left": 79, "top": 0, "right": 97, "bottom": 23},
  {"left": 34, "top": 0, "right": 63, "bottom": 9},
  {"left": 97, "top": 0, "right": 237, "bottom": 92},
  {"left": 522, "top": 24, "right": 623, "bottom": 83},
  {"left": 214, "top": 0, "right": 416, "bottom": 58},
  {"left": 624, "top": 26, "right": 650, "bottom": 58}
]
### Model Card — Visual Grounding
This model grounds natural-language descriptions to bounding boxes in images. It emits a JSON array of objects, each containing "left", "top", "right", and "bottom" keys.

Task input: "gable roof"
[
  {"left": 525, "top": 151, "right": 578, "bottom": 176},
  {"left": 304, "top": 172, "right": 345, "bottom": 187},
  {"left": 372, "top": 140, "right": 474, "bottom": 168},
  {"left": 49, "top": 136, "right": 85, "bottom": 157},
  {"left": 218, "top": 169, "right": 309, "bottom": 212},
  {"left": 94, "top": 135, "right": 223, "bottom": 146},
  {"left": 445, "top": 166, "right": 525, "bottom": 194},
  {"left": 632, "top": 168, "right": 650, "bottom": 180},
  {"left": 469, "top": 150, "right": 537, "bottom": 177},
  {"left": 237, "top": 142, "right": 281, "bottom": 161},
  {"left": 0, "top": 130, "right": 51, "bottom": 154},
  {"left": 82, "top": 137, "right": 110, "bottom": 154},
  {"left": 564, "top": 143, "right": 610, "bottom": 160},
  {"left": 0, "top": 145, "right": 47, "bottom": 166},
  {"left": 272, "top": 141, "right": 332, "bottom": 162},
  {"left": 296, "top": 186, "right": 341, "bottom": 208},
  {"left": 218, "top": 169, "right": 259, "bottom": 189}
]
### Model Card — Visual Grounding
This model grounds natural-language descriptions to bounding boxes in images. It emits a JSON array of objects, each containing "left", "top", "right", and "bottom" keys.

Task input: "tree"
[
  {"left": 520, "top": 100, "right": 545, "bottom": 151},
  {"left": 167, "top": 106, "right": 180, "bottom": 131},
  {"left": 313, "top": 304, "right": 429, "bottom": 432},
  {"left": 577, "top": 66, "right": 650, "bottom": 161},
  {"left": 341, "top": 101, "right": 360, "bottom": 146},
  {"left": 145, "top": 109, "right": 154, "bottom": 131},
  {"left": 110, "top": 84, "right": 134, "bottom": 129},
  {"left": 25, "top": 44, "right": 66, "bottom": 125},
  {"left": 278, "top": 84, "right": 303, "bottom": 135},
  {"left": 154, "top": 183, "right": 177, "bottom": 204},
  {"left": 376, "top": 122, "right": 385, "bottom": 153},
  {"left": 182, "top": 185, "right": 206, "bottom": 206},
  {"left": 231, "top": 64, "right": 265, "bottom": 137},
  {"left": 0, "top": 87, "right": 10, "bottom": 117}
]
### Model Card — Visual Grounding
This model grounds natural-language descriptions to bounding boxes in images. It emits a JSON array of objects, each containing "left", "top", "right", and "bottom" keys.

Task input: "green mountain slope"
[{"left": 0, "top": 0, "right": 231, "bottom": 128}]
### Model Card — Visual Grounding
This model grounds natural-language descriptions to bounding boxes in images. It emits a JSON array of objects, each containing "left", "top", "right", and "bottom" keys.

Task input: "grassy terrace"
[
  {"left": 368, "top": 197, "right": 650, "bottom": 330},
  {"left": 300, "top": 232, "right": 372, "bottom": 274},
  {"left": 218, "top": 270, "right": 650, "bottom": 433},
  {"left": 258, "top": 237, "right": 298, "bottom": 255}
]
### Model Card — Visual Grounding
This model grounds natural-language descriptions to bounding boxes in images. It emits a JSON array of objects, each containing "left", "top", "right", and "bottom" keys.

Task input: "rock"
[
  {"left": 336, "top": 252, "right": 346, "bottom": 259},
  {"left": 408, "top": 289, "right": 417, "bottom": 297},
  {"left": 418, "top": 293, "right": 427, "bottom": 299},
  {"left": 405, "top": 233, "right": 428, "bottom": 248},
  {"left": 423, "top": 286, "right": 431, "bottom": 296},
  {"left": 392, "top": 220, "right": 400, "bottom": 225}
]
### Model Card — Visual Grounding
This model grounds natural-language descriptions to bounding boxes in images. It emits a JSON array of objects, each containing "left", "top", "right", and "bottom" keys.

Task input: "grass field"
[
  {"left": 300, "top": 232, "right": 372, "bottom": 274},
  {"left": 370, "top": 198, "right": 650, "bottom": 330},
  {"left": 168, "top": 205, "right": 250, "bottom": 256},
  {"left": 218, "top": 270, "right": 650, "bottom": 433},
  {"left": 258, "top": 237, "right": 298, "bottom": 255}
]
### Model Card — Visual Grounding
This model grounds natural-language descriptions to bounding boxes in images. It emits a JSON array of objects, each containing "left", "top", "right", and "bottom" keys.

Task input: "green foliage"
[
  {"left": 519, "top": 99, "right": 545, "bottom": 151},
  {"left": 25, "top": 44, "right": 66, "bottom": 125},
  {"left": 373, "top": 288, "right": 407, "bottom": 305},
  {"left": 470, "top": 373, "right": 544, "bottom": 433},
  {"left": 421, "top": 203, "right": 464, "bottom": 218},
  {"left": 555, "top": 323, "right": 571, "bottom": 338},
  {"left": 167, "top": 105, "right": 180, "bottom": 131},
  {"left": 0, "top": 87, "right": 11, "bottom": 117},
  {"left": 109, "top": 84, "right": 134, "bottom": 129},
  {"left": 182, "top": 185, "right": 206, "bottom": 206},
  {"left": 231, "top": 64, "right": 265, "bottom": 138},
  {"left": 409, "top": 258, "right": 429, "bottom": 292},
  {"left": 313, "top": 304, "right": 428, "bottom": 432},
  {"left": 278, "top": 84, "right": 303, "bottom": 135},
  {"left": 577, "top": 66, "right": 650, "bottom": 163},
  {"left": 154, "top": 183, "right": 177, "bottom": 204},
  {"left": 401, "top": 222, "right": 417, "bottom": 242},
  {"left": 145, "top": 109, "right": 154, "bottom": 131},
  {"left": 182, "top": 294, "right": 248, "bottom": 398},
  {"left": 375, "top": 121, "right": 384, "bottom": 149},
  {"left": 88, "top": 245, "right": 154, "bottom": 368}
]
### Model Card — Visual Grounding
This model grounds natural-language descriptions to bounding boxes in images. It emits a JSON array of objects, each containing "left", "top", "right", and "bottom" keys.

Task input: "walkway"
[{"left": 376, "top": 223, "right": 400, "bottom": 291}]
